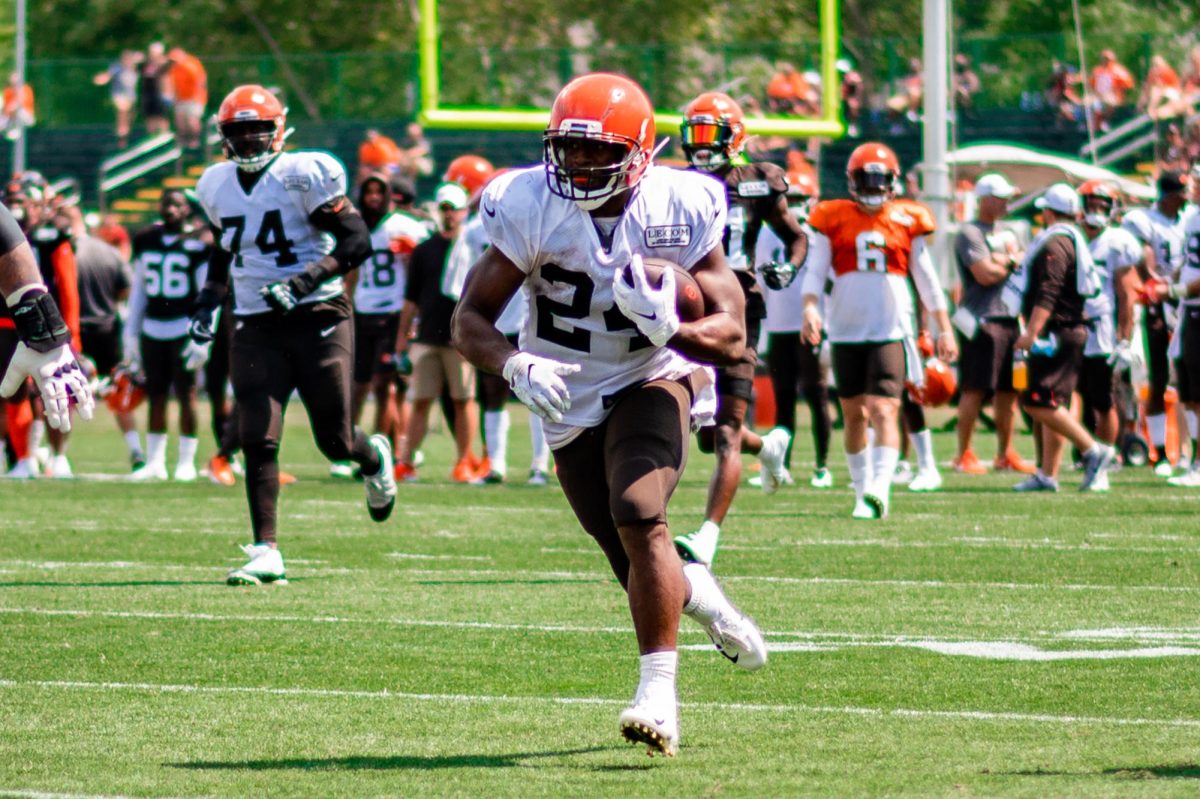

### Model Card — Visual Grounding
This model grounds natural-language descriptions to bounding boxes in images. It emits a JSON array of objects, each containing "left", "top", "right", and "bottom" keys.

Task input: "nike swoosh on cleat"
[
  {"left": 721, "top": 651, "right": 740, "bottom": 664},
  {"left": 654, "top": 718, "right": 666, "bottom": 725}
]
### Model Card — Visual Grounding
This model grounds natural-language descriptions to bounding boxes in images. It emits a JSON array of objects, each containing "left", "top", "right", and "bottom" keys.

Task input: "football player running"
[
  {"left": 801, "top": 143, "right": 957, "bottom": 519},
  {"left": 452, "top": 73, "right": 767, "bottom": 758},
  {"left": 671, "top": 91, "right": 808, "bottom": 568},
  {"left": 189, "top": 85, "right": 396, "bottom": 586},
  {"left": 125, "top": 189, "right": 212, "bottom": 481}
]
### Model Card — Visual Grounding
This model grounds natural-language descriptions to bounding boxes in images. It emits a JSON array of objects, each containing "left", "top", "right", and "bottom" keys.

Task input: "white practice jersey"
[
  {"left": 354, "top": 211, "right": 429, "bottom": 315},
  {"left": 755, "top": 221, "right": 818, "bottom": 334},
  {"left": 446, "top": 213, "right": 528, "bottom": 335},
  {"left": 1121, "top": 205, "right": 1186, "bottom": 279},
  {"left": 1179, "top": 212, "right": 1200, "bottom": 308},
  {"left": 481, "top": 165, "right": 726, "bottom": 447},
  {"left": 195, "top": 151, "right": 347, "bottom": 315},
  {"left": 1084, "top": 226, "right": 1140, "bottom": 356}
]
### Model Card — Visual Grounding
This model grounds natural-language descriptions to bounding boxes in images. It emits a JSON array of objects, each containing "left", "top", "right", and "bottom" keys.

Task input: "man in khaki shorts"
[{"left": 395, "top": 182, "right": 480, "bottom": 481}]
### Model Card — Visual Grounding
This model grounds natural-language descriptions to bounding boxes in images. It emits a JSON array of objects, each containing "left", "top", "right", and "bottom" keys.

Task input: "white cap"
[
  {"left": 974, "top": 172, "right": 1017, "bottom": 199},
  {"left": 1034, "top": 183, "right": 1081, "bottom": 216},
  {"left": 435, "top": 182, "right": 469, "bottom": 210}
]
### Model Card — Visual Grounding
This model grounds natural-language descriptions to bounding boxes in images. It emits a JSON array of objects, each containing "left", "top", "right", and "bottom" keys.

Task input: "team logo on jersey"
[
  {"left": 283, "top": 176, "right": 312, "bottom": 192},
  {"left": 644, "top": 225, "right": 692, "bottom": 248},
  {"left": 889, "top": 208, "right": 915, "bottom": 226},
  {"left": 736, "top": 181, "right": 770, "bottom": 198}
]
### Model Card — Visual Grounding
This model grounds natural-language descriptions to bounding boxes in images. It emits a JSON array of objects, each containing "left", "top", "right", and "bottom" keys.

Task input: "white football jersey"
[
  {"left": 755, "top": 220, "right": 819, "bottom": 333},
  {"left": 354, "top": 211, "right": 429, "bottom": 315},
  {"left": 195, "top": 151, "right": 348, "bottom": 315},
  {"left": 1084, "top": 226, "right": 1140, "bottom": 356},
  {"left": 481, "top": 165, "right": 726, "bottom": 447},
  {"left": 1178, "top": 211, "right": 1200, "bottom": 308},
  {"left": 1121, "top": 205, "right": 1185, "bottom": 279}
]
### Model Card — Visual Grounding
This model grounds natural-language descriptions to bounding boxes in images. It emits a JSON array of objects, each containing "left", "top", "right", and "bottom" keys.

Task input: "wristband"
[
  {"left": 5, "top": 282, "right": 47, "bottom": 308},
  {"left": 11, "top": 289, "right": 71, "bottom": 353}
]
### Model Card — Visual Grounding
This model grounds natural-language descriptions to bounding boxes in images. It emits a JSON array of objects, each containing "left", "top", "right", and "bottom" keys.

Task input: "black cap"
[
  {"left": 390, "top": 173, "right": 416, "bottom": 204},
  {"left": 1158, "top": 170, "right": 1187, "bottom": 196}
]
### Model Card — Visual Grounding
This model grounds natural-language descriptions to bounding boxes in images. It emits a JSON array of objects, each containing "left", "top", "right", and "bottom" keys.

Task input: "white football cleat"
[
  {"left": 1167, "top": 467, "right": 1200, "bottom": 488},
  {"left": 364, "top": 434, "right": 397, "bottom": 522},
  {"left": 907, "top": 468, "right": 942, "bottom": 492},
  {"left": 674, "top": 524, "right": 719, "bottom": 568},
  {"left": 851, "top": 497, "right": 876, "bottom": 519},
  {"left": 757, "top": 428, "right": 792, "bottom": 495},
  {"left": 892, "top": 461, "right": 914, "bottom": 485},
  {"left": 130, "top": 461, "right": 168, "bottom": 481},
  {"left": 1154, "top": 459, "right": 1175, "bottom": 478},
  {"left": 5, "top": 457, "right": 40, "bottom": 479},
  {"left": 619, "top": 691, "right": 679, "bottom": 758},
  {"left": 48, "top": 454, "right": 73, "bottom": 479},
  {"left": 527, "top": 468, "right": 549, "bottom": 486},
  {"left": 810, "top": 467, "right": 834, "bottom": 489},
  {"left": 173, "top": 462, "right": 198, "bottom": 482},
  {"left": 329, "top": 461, "right": 354, "bottom": 479},
  {"left": 227, "top": 543, "right": 287, "bottom": 586},
  {"left": 684, "top": 563, "right": 767, "bottom": 670}
]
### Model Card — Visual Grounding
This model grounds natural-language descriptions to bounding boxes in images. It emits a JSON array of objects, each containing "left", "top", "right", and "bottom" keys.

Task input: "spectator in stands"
[
  {"left": 1158, "top": 122, "right": 1190, "bottom": 173},
  {"left": 92, "top": 50, "right": 141, "bottom": 149},
  {"left": 766, "top": 63, "right": 818, "bottom": 116},
  {"left": 838, "top": 58, "right": 864, "bottom": 137},
  {"left": 138, "top": 42, "right": 172, "bottom": 136},
  {"left": 399, "top": 122, "right": 434, "bottom": 180},
  {"left": 1089, "top": 49, "right": 1135, "bottom": 132},
  {"left": 886, "top": 58, "right": 923, "bottom": 134},
  {"left": 357, "top": 128, "right": 403, "bottom": 183},
  {"left": 1047, "top": 60, "right": 1085, "bottom": 127},
  {"left": 953, "top": 54, "right": 981, "bottom": 117},
  {"left": 1141, "top": 55, "right": 1181, "bottom": 121},
  {"left": 0, "top": 73, "right": 35, "bottom": 141},
  {"left": 167, "top": 47, "right": 207, "bottom": 149}
]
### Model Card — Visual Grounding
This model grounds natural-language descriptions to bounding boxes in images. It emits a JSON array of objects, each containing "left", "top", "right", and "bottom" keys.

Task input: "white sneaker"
[
  {"left": 329, "top": 461, "right": 354, "bottom": 479},
  {"left": 130, "top": 461, "right": 168, "bottom": 481},
  {"left": 908, "top": 468, "right": 942, "bottom": 492},
  {"left": 1080, "top": 445, "right": 1116, "bottom": 492},
  {"left": 810, "top": 467, "right": 834, "bottom": 489},
  {"left": 619, "top": 691, "right": 679, "bottom": 758},
  {"left": 527, "top": 468, "right": 549, "bottom": 486},
  {"left": 851, "top": 497, "right": 877, "bottom": 519},
  {"left": 227, "top": 543, "right": 287, "bottom": 586},
  {"left": 173, "top": 462, "right": 198, "bottom": 482},
  {"left": 1087, "top": 468, "right": 1110, "bottom": 492},
  {"left": 747, "top": 474, "right": 763, "bottom": 488},
  {"left": 364, "top": 434, "right": 397, "bottom": 522},
  {"left": 1154, "top": 459, "right": 1175, "bottom": 478},
  {"left": 892, "top": 461, "right": 914, "bottom": 485},
  {"left": 757, "top": 428, "right": 792, "bottom": 495},
  {"left": 1168, "top": 467, "right": 1200, "bottom": 487},
  {"left": 6, "top": 457, "right": 39, "bottom": 479},
  {"left": 48, "top": 454, "right": 73, "bottom": 479}
]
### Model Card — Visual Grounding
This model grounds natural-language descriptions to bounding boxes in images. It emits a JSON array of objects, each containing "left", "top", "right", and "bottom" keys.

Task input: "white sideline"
[
  {"left": 2, "top": 677, "right": 1199, "bottom": 729},
  {"left": 0, "top": 791, "right": 207, "bottom": 799}
]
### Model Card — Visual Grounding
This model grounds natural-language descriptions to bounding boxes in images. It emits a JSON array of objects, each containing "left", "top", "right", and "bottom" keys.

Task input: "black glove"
[
  {"left": 188, "top": 288, "right": 223, "bottom": 344},
  {"left": 759, "top": 261, "right": 798, "bottom": 291},
  {"left": 260, "top": 266, "right": 325, "bottom": 314},
  {"left": 10, "top": 289, "right": 71, "bottom": 353}
]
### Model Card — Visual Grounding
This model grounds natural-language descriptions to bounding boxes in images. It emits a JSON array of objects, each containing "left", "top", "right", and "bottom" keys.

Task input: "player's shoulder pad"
[
  {"left": 806, "top": 198, "right": 855, "bottom": 233},
  {"left": 277, "top": 150, "right": 347, "bottom": 196},
  {"left": 757, "top": 161, "right": 789, "bottom": 195},
  {"left": 892, "top": 200, "right": 936, "bottom": 235}
]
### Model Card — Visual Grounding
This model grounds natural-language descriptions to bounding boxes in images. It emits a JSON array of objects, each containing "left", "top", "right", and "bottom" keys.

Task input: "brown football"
[{"left": 620, "top": 257, "right": 706, "bottom": 321}]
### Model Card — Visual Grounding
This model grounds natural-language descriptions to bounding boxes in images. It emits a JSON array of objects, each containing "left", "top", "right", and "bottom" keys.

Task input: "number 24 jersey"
[
  {"left": 195, "top": 150, "right": 347, "bottom": 315},
  {"left": 481, "top": 165, "right": 726, "bottom": 445}
]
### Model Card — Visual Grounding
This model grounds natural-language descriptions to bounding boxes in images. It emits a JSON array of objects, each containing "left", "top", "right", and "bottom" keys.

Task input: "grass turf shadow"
[
  {"left": 1003, "top": 762, "right": 1200, "bottom": 780},
  {"left": 168, "top": 747, "right": 612, "bottom": 771}
]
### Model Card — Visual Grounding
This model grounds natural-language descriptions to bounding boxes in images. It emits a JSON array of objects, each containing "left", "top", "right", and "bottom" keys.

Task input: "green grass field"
[{"left": 3, "top": 404, "right": 1200, "bottom": 798}]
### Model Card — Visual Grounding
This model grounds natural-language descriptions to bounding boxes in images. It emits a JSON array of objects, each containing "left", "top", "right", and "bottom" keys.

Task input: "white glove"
[
  {"left": 1108, "top": 339, "right": 1134, "bottom": 371},
  {"left": 502, "top": 350, "right": 581, "bottom": 424},
  {"left": 611, "top": 254, "right": 681, "bottom": 347},
  {"left": 0, "top": 341, "right": 95, "bottom": 432},
  {"left": 182, "top": 339, "right": 212, "bottom": 371}
]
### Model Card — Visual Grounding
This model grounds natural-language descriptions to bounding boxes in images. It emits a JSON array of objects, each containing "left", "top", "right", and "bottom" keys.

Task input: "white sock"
[
  {"left": 695, "top": 519, "right": 720, "bottom": 550},
  {"left": 483, "top": 409, "right": 510, "bottom": 476},
  {"left": 1147, "top": 413, "right": 1167, "bottom": 448},
  {"left": 529, "top": 414, "right": 549, "bottom": 472},
  {"left": 146, "top": 432, "right": 168, "bottom": 466},
  {"left": 682, "top": 561, "right": 727, "bottom": 625},
  {"left": 866, "top": 426, "right": 877, "bottom": 449},
  {"left": 177, "top": 435, "right": 198, "bottom": 469},
  {"left": 911, "top": 429, "right": 936, "bottom": 472},
  {"left": 846, "top": 448, "right": 871, "bottom": 502},
  {"left": 870, "top": 445, "right": 900, "bottom": 500},
  {"left": 29, "top": 419, "right": 45, "bottom": 453},
  {"left": 1187, "top": 410, "right": 1198, "bottom": 442},
  {"left": 635, "top": 650, "right": 677, "bottom": 704},
  {"left": 123, "top": 429, "right": 143, "bottom": 458}
]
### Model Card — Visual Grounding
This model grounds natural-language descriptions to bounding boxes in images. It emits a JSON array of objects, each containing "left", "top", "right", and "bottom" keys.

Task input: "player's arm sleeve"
[
  {"left": 309, "top": 197, "right": 372, "bottom": 274},
  {"left": 124, "top": 254, "right": 147, "bottom": 343},
  {"left": 0, "top": 202, "right": 25, "bottom": 256},
  {"left": 800, "top": 231, "right": 832, "bottom": 298},
  {"left": 52, "top": 243, "right": 82, "bottom": 352},
  {"left": 910, "top": 235, "right": 948, "bottom": 312},
  {"left": 679, "top": 176, "right": 728, "bottom": 269}
]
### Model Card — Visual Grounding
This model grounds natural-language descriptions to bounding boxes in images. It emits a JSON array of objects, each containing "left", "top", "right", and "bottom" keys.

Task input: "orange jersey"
[{"left": 807, "top": 199, "right": 935, "bottom": 277}]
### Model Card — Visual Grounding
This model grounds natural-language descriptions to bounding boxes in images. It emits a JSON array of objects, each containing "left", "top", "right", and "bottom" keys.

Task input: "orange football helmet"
[
  {"left": 443, "top": 155, "right": 495, "bottom": 202},
  {"left": 847, "top": 142, "right": 900, "bottom": 211},
  {"left": 218, "top": 85, "right": 287, "bottom": 171},
  {"left": 681, "top": 91, "right": 747, "bottom": 172},
  {"left": 544, "top": 73, "right": 656, "bottom": 209},
  {"left": 1078, "top": 179, "right": 1119, "bottom": 228},
  {"left": 908, "top": 358, "right": 957, "bottom": 407},
  {"left": 786, "top": 165, "right": 819, "bottom": 220},
  {"left": 101, "top": 366, "right": 146, "bottom": 414}
]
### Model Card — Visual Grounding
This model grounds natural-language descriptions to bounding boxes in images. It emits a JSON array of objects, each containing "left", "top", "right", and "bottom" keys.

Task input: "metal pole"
[
  {"left": 1072, "top": 0, "right": 1098, "bottom": 164},
  {"left": 13, "top": 0, "right": 26, "bottom": 174},
  {"left": 922, "top": 0, "right": 951, "bottom": 282}
]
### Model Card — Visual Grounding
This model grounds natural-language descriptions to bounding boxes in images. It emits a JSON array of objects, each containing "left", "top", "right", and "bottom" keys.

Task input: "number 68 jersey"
[
  {"left": 195, "top": 150, "right": 347, "bottom": 315},
  {"left": 481, "top": 165, "right": 726, "bottom": 445}
]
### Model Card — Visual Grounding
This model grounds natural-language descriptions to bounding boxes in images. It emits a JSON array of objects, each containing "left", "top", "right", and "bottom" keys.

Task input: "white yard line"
[
  {"left": 0, "top": 791, "right": 208, "bottom": 799},
  {"left": 2, "top": 677, "right": 1199, "bottom": 729}
]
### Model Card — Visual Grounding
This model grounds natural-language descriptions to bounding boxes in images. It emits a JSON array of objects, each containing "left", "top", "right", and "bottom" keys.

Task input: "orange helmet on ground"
[
  {"left": 908, "top": 358, "right": 957, "bottom": 407},
  {"left": 681, "top": 91, "right": 747, "bottom": 172},
  {"left": 102, "top": 366, "right": 146, "bottom": 414},
  {"left": 847, "top": 142, "right": 900, "bottom": 211},
  {"left": 543, "top": 73, "right": 656, "bottom": 209},
  {"left": 1078, "top": 179, "right": 1119, "bottom": 228},
  {"left": 217, "top": 85, "right": 287, "bottom": 171},
  {"left": 443, "top": 155, "right": 495, "bottom": 202}
]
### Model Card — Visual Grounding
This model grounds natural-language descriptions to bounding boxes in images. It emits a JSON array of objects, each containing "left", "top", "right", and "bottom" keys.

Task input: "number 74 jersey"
[{"left": 195, "top": 150, "right": 347, "bottom": 315}]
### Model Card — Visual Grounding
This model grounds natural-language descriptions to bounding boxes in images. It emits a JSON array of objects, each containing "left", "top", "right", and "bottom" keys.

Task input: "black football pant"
[
  {"left": 231, "top": 308, "right": 380, "bottom": 544},
  {"left": 766, "top": 332, "right": 831, "bottom": 470}
]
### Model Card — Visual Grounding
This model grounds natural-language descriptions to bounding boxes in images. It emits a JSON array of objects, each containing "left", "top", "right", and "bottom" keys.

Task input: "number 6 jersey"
[
  {"left": 481, "top": 165, "right": 726, "bottom": 446},
  {"left": 195, "top": 150, "right": 347, "bottom": 315}
]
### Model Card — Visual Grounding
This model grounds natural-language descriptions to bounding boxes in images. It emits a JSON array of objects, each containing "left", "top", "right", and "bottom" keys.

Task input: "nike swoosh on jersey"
[
  {"left": 483, "top": 204, "right": 497, "bottom": 218},
  {"left": 633, "top": 311, "right": 657, "bottom": 321}
]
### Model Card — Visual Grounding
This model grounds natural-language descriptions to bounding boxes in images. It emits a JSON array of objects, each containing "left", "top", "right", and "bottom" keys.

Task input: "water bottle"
[{"left": 1012, "top": 349, "right": 1028, "bottom": 391}]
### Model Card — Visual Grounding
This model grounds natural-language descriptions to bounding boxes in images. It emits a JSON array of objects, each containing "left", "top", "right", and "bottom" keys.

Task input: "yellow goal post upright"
[{"left": 417, "top": 0, "right": 844, "bottom": 138}]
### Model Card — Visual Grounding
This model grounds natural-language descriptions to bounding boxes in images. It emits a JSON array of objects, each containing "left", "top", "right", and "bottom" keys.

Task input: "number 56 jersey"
[
  {"left": 195, "top": 151, "right": 347, "bottom": 315},
  {"left": 481, "top": 165, "right": 726, "bottom": 445}
]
